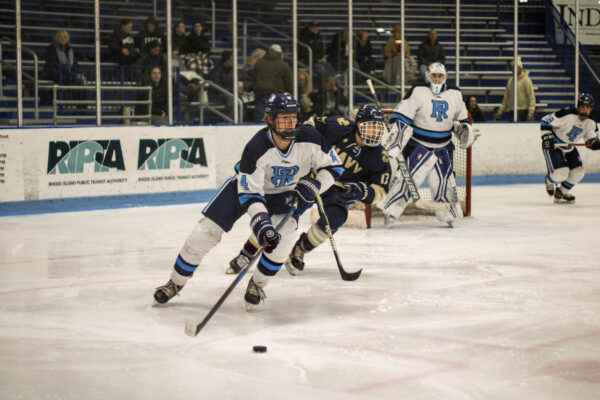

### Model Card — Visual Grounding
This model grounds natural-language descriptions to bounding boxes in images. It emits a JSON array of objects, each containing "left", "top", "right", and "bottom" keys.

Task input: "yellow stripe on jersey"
[{"left": 306, "top": 223, "right": 328, "bottom": 248}]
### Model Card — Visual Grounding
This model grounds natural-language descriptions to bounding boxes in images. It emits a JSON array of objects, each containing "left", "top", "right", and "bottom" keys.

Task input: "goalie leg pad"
[
  {"left": 425, "top": 149, "right": 463, "bottom": 224},
  {"left": 382, "top": 145, "right": 437, "bottom": 218}
]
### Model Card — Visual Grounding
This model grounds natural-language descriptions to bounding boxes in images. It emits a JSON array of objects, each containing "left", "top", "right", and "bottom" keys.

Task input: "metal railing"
[
  {"left": 52, "top": 85, "right": 152, "bottom": 125},
  {"left": 190, "top": 79, "right": 244, "bottom": 124},
  {"left": 0, "top": 36, "right": 40, "bottom": 120}
]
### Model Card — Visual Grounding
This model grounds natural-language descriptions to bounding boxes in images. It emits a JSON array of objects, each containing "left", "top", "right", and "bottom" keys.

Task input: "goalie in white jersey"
[
  {"left": 541, "top": 93, "right": 599, "bottom": 203},
  {"left": 153, "top": 93, "right": 342, "bottom": 308},
  {"left": 382, "top": 62, "right": 474, "bottom": 227}
]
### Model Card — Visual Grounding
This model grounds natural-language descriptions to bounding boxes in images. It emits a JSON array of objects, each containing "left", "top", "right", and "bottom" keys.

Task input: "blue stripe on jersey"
[
  {"left": 412, "top": 126, "right": 452, "bottom": 138},
  {"left": 392, "top": 112, "right": 412, "bottom": 125},
  {"left": 540, "top": 121, "right": 552, "bottom": 127},
  {"left": 239, "top": 193, "right": 266, "bottom": 205}
]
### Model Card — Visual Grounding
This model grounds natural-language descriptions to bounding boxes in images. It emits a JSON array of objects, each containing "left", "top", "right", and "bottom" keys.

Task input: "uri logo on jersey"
[
  {"left": 271, "top": 165, "right": 299, "bottom": 187},
  {"left": 566, "top": 126, "right": 583, "bottom": 142},
  {"left": 431, "top": 100, "right": 449, "bottom": 122}
]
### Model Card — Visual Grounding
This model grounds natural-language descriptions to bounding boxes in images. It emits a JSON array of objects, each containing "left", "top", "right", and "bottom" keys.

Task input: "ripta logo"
[
  {"left": 47, "top": 140, "right": 125, "bottom": 174},
  {"left": 138, "top": 138, "right": 207, "bottom": 170}
]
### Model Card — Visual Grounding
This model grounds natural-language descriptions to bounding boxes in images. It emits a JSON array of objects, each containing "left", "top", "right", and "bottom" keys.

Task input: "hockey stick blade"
[
  {"left": 184, "top": 205, "right": 297, "bottom": 337},
  {"left": 414, "top": 199, "right": 451, "bottom": 211}
]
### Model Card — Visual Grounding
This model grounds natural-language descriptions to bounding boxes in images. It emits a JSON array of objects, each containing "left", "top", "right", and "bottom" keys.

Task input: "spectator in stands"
[
  {"left": 42, "top": 29, "right": 81, "bottom": 85},
  {"left": 466, "top": 96, "right": 486, "bottom": 122},
  {"left": 495, "top": 57, "right": 536, "bottom": 121},
  {"left": 108, "top": 19, "right": 139, "bottom": 66},
  {"left": 135, "top": 16, "right": 166, "bottom": 55},
  {"left": 182, "top": 21, "right": 212, "bottom": 76},
  {"left": 327, "top": 28, "right": 349, "bottom": 73},
  {"left": 417, "top": 28, "right": 446, "bottom": 81},
  {"left": 299, "top": 20, "right": 334, "bottom": 86},
  {"left": 137, "top": 66, "right": 168, "bottom": 125},
  {"left": 311, "top": 75, "right": 347, "bottom": 116},
  {"left": 252, "top": 44, "right": 293, "bottom": 122},
  {"left": 171, "top": 45, "right": 187, "bottom": 74},
  {"left": 298, "top": 70, "right": 314, "bottom": 121},
  {"left": 172, "top": 21, "right": 187, "bottom": 51},
  {"left": 355, "top": 30, "right": 375, "bottom": 76},
  {"left": 384, "top": 25, "right": 417, "bottom": 86},
  {"left": 206, "top": 51, "right": 234, "bottom": 116},
  {"left": 136, "top": 40, "right": 168, "bottom": 75},
  {"left": 241, "top": 48, "right": 266, "bottom": 96}
]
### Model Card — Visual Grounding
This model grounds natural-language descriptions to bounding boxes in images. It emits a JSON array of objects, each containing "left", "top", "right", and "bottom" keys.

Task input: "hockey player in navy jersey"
[
  {"left": 541, "top": 93, "right": 599, "bottom": 203},
  {"left": 382, "top": 62, "right": 475, "bottom": 227},
  {"left": 226, "top": 104, "right": 391, "bottom": 277},
  {"left": 153, "top": 93, "right": 342, "bottom": 307}
]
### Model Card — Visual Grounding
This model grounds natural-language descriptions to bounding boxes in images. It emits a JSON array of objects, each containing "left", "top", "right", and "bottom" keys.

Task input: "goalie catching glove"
[
  {"left": 338, "top": 182, "right": 369, "bottom": 205},
  {"left": 542, "top": 133, "right": 555, "bottom": 150},
  {"left": 250, "top": 213, "right": 280, "bottom": 253},
  {"left": 586, "top": 138, "right": 600, "bottom": 150},
  {"left": 453, "top": 121, "right": 475, "bottom": 149}
]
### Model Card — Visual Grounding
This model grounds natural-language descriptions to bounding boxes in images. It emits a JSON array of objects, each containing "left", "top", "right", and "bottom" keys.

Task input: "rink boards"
[{"left": 1, "top": 122, "right": 599, "bottom": 214}]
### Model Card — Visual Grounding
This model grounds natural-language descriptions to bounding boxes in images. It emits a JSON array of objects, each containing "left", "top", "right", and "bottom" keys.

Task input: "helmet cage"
[
  {"left": 358, "top": 120, "right": 385, "bottom": 147},
  {"left": 265, "top": 92, "right": 300, "bottom": 140}
]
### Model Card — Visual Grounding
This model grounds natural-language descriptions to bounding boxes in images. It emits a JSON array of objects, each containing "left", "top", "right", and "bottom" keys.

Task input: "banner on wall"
[
  {"left": 554, "top": 1, "right": 600, "bottom": 45},
  {"left": 0, "top": 132, "right": 25, "bottom": 202},
  {"left": 1, "top": 125, "right": 220, "bottom": 202}
]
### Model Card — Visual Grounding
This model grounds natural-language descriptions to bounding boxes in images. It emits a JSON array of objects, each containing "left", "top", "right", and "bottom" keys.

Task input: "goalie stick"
[
  {"left": 365, "top": 79, "right": 451, "bottom": 212},
  {"left": 184, "top": 203, "right": 297, "bottom": 337}
]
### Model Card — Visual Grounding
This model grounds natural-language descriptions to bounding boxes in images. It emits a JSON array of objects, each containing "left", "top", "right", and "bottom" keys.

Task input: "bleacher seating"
[{"left": 0, "top": 0, "right": 593, "bottom": 125}]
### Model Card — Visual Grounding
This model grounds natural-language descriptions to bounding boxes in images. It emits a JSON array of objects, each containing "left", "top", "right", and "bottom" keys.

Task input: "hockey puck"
[{"left": 253, "top": 345, "right": 267, "bottom": 353}]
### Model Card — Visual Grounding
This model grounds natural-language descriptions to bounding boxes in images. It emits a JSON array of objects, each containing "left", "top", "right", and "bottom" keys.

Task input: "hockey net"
[{"left": 363, "top": 109, "right": 472, "bottom": 228}]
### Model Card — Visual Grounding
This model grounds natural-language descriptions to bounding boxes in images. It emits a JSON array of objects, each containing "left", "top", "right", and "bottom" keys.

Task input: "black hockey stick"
[
  {"left": 365, "top": 79, "right": 450, "bottom": 212},
  {"left": 184, "top": 204, "right": 297, "bottom": 337},
  {"left": 314, "top": 191, "right": 362, "bottom": 281}
]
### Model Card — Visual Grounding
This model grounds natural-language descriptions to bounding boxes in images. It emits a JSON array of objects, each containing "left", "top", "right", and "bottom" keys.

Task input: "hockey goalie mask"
[
  {"left": 356, "top": 104, "right": 386, "bottom": 147},
  {"left": 427, "top": 62, "right": 447, "bottom": 95},
  {"left": 265, "top": 93, "right": 301, "bottom": 140}
]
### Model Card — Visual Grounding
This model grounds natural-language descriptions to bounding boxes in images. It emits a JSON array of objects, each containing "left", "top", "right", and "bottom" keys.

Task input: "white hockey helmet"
[{"left": 427, "top": 62, "right": 447, "bottom": 94}]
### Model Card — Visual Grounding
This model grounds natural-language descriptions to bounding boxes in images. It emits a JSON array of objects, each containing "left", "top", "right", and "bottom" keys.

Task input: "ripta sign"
[
  {"left": 137, "top": 138, "right": 207, "bottom": 170},
  {"left": 47, "top": 140, "right": 125, "bottom": 174}
]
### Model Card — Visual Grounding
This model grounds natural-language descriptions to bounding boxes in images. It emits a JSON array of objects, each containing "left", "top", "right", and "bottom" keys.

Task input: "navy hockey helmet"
[
  {"left": 577, "top": 93, "right": 594, "bottom": 108},
  {"left": 264, "top": 92, "right": 300, "bottom": 140},
  {"left": 355, "top": 104, "right": 386, "bottom": 147}
]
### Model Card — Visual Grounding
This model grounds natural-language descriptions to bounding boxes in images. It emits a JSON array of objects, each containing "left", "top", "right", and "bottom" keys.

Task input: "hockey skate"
[
  {"left": 153, "top": 279, "right": 184, "bottom": 305},
  {"left": 244, "top": 277, "right": 266, "bottom": 310},
  {"left": 545, "top": 176, "right": 555, "bottom": 196},
  {"left": 284, "top": 237, "right": 306, "bottom": 276},
  {"left": 226, "top": 253, "right": 250, "bottom": 274},
  {"left": 554, "top": 188, "right": 575, "bottom": 204},
  {"left": 384, "top": 214, "right": 396, "bottom": 229}
]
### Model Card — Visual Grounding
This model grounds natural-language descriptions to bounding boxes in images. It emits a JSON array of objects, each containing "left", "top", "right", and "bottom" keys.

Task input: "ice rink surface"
[{"left": 1, "top": 184, "right": 600, "bottom": 400}]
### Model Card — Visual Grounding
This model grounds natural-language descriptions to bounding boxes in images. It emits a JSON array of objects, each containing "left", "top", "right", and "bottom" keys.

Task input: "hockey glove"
[
  {"left": 338, "top": 182, "right": 369, "bottom": 205},
  {"left": 542, "top": 133, "right": 555, "bottom": 150},
  {"left": 453, "top": 121, "right": 474, "bottom": 149},
  {"left": 586, "top": 138, "right": 600, "bottom": 150},
  {"left": 250, "top": 212, "right": 280, "bottom": 253},
  {"left": 294, "top": 175, "right": 321, "bottom": 215}
]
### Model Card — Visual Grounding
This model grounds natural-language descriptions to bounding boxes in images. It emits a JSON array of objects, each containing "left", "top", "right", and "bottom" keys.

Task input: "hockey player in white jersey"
[
  {"left": 541, "top": 93, "right": 599, "bottom": 203},
  {"left": 153, "top": 93, "right": 342, "bottom": 307},
  {"left": 382, "top": 62, "right": 474, "bottom": 227}
]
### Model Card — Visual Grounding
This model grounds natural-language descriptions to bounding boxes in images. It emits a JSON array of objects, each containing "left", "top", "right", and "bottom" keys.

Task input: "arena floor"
[{"left": 1, "top": 183, "right": 599, "bottom": 400}]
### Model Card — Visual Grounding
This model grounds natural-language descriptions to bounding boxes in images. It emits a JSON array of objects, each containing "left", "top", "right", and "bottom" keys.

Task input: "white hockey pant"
[
  {"left": 250, "top": 213, "right": 298, "bottom": 288},
  {"left": 548, "top": 166, "right": 584, "bottom": 193},
  {"left": 171, "top": 217, "right": 224, "bottom": 286}
]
